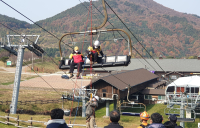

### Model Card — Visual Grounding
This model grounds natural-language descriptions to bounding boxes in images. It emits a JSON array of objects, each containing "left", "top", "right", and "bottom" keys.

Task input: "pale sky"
[{"left": 0, "top": 0, "right": 200, "bottom": 24}]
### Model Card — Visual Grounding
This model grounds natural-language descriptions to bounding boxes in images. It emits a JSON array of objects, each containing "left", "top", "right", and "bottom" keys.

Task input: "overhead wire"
[
  {"left": 0, "top": 22, "right": 83, "bottom": 95},
  {"left": 1, "top": 0, "right": 174, "bottom": 99},
  {"left": 80, "top": 0, "right": 180, "bottom": 90},
  {"left": 81, "top": 0, "right": 157, "bottom": 71},
  {"left": 0, "top": 22, "right": 58, "bottom": 93},
  {"left": 104, "top": 0, "right": 165, "bottom": 72},
  {"left": 0, "top": 0, "right": 106, "bottom": 99},
  {"left": 0, "top": 0, "right": 73, "bottom": 50},
  {"left": 78, "top": 0, "right": 156, "bottom": 80},
  {"left": 0, "top": 0, "right": 89, "bottom": 91},
  {"left": 103, "top": 0, "right": 180, "bottom": 87}
]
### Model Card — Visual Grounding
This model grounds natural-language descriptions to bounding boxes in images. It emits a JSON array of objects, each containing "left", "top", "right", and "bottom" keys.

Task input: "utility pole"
[
  {"left": 1, "top": 34, "right": 42, "bottom": 114},
  {"left": 180, "top": 94, "right": 185, "bottom": 128},
  {"left": 10, "top": 45, "right": 24, "bottom": 114}
]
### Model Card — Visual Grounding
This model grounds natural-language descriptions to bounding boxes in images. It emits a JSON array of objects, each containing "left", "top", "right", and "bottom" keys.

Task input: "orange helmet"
[{"left": 140, "top": 111, "right": 150, "bottom": 121}]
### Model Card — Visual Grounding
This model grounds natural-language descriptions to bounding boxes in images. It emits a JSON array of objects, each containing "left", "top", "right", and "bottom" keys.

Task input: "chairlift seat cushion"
[
  {"left": 116, "top": 56, "right": 127, "bottom": 62},
  {"left": 106, "top": 56, "right": 116, "bottom": 63}
]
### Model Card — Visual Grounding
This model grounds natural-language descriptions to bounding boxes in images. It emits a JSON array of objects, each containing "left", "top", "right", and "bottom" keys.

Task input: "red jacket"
[{"left": 72, "top": 54, "right": 84, "bottom": 63}]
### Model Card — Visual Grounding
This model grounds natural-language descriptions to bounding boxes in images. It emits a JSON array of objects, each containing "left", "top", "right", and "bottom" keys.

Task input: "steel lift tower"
[{"left": 0, "top": 34, "right": 43, "bottom": 114}]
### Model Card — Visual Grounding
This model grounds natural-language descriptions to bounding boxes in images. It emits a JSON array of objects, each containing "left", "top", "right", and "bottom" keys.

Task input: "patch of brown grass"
[
  {"left": 0, "top": 62, "right": 4, "bottom": 67},
  {"left": 0, "top": 72, "right": 36, "bottom": 85}
]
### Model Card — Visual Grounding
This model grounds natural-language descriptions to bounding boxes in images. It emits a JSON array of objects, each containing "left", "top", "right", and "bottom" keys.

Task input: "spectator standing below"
[
  {"left": 46, "top": 108, "right": 69, "bottom": 128},
  {"left": 104, "top": 110, "right": 123, "bottom": 128},
  {"left": 137, "top": 111, "right": 150, "bottom": 128},
  {"left": 164, "top": 114, "right": 183, "bottom": 128},
  {"left": 86, "top": 96, "right": 99, "bottom": 128},
  {"left": 147, "top": 113, "right": 165, "bottom": 128}
]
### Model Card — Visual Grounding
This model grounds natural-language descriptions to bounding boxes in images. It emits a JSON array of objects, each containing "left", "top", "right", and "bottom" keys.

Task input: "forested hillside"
[{"left": 1, "top": 0, "right": 200, "bottom": 58}]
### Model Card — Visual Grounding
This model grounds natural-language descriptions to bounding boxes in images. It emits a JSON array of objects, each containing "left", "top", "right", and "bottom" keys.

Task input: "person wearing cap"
[
  {"left": 69, "top": 46, "right": 84, "bottom": 78},
  {"left": 164, "top": 114, "right": 183, "bottom": 128},
  {"left": 85, "top": 96, "right": 99, "bottom": 128},
  {"left": 87, "top": 40, "right": 104, "bottom": 64},
  {"left": 137, "top": 111, "right": 150, "bottom": 128}
]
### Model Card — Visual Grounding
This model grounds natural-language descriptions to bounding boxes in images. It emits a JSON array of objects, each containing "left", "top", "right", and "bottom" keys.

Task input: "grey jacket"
[
  {"left": 147, "top": 123, "right": 165, "bottom": 128},
  {"left": 85, "top": 100, "right": 98, "bottom": 117}
]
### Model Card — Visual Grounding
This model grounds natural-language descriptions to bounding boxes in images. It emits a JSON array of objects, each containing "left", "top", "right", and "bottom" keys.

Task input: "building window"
[
  {"left": 144, "top": 95, "right": 152, "bottom": 100},
  {"left": 102, "top": 89, "right": 107, "bottom": 92},
  {"left": 158, "top": 96, "right": 165, "bottom": 100},
  {"left": 131, "top": 95, "right": 138, "bottom": 100},
  {"left": 102, "top": 89, "right": 107, "bottom": 97}
]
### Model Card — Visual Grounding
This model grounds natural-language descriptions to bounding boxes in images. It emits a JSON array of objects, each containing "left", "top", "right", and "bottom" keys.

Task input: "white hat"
[
  {"left": 94, "top": 96, "right": 99, "bottom": 101},
  {"left": 94, "top": 40, "right": 100, "bottom": 48}
]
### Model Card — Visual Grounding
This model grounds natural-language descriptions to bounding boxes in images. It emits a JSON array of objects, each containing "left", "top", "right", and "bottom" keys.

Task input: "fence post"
[
  {"left": 7, "top": 113, "right": 9, "bottom": 125},
  {"left": 17, "top": 115, "right": 19, "bottom": 126},
  {"left": 30, "top": 117, "right": 32, "bottom": 126}
]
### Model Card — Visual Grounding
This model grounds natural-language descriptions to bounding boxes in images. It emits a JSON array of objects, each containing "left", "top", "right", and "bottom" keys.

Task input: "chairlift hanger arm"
[
  {"left": 107, "top": 29, "right": 132, "bottom": 56},
  {"left": 91, "top": 0, "right": 107, "bottom": 30},
  {"left": 59, "top": 29, "right": 132, "bottom": 59}
]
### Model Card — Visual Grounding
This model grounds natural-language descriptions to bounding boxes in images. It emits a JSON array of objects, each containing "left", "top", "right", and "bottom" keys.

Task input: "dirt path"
[{"left": 9, "top": 74, "right": 91, "bottom": 90}]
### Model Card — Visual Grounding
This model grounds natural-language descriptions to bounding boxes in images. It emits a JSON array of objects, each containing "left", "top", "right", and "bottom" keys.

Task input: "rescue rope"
[{"left": 71, "top": 57, "right": 87, "bottom": 128}]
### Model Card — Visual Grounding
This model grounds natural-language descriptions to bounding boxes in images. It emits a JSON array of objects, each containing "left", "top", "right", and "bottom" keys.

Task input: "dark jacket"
[
  {"left": 147, "top": 123, "right": 165, "bottom": 128},
  {"left": 104, "top": 122, "right": 123, "bottom": 128},
  {"left": 175, "top": 125, "right": 183, "bottom": 128},
  {"left": 46, "top": 119, "right": 69, "bottom": 128},
  {"left": 164, "top": 121, "right": 183, "bottom": 128}
]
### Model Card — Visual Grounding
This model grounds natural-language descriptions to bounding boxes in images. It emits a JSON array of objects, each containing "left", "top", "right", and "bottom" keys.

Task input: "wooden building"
[{"left": 85, "top": 68, "right": 166, "bottom": 103}]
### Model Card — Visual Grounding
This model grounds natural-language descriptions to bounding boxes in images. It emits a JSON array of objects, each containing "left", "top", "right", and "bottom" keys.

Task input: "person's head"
[
  {"left": 169, "top": 114, "right": 177, "bottom": 123},
  {"left": 94, "top": 40, "right": 100, "bottom": 48},
  {"left": 151, "top": 113, "right": 163, "bottom": 123},
  {"left": 88, "top": 46, "right": 93, "bottom": 51},
  {"left": 93, "top": 96, "right": 99, "bottom": 102},
  {"left": 50, "top": 108, "right": 64, "bottom": 119},
  {"left": 140, "top": 111, "right": 150, "bottom": 122},
  {"left": 74, "top": 46, "right": 79, "bottom": 53},
  {"left": 110, "top": 110, "right": 120, "bottom": 123}
]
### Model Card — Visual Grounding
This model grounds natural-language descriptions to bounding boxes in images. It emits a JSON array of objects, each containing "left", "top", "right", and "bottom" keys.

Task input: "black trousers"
[
  {"left": 69, "top": 62, "right": 84, "bottom": 73},
  {"left": 89, "top": 52, "right": 98, "bottom": 62}
]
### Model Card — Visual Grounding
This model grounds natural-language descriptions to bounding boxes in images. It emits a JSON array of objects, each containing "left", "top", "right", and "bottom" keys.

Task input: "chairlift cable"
[
  {"left": 105, "top": 1, "right": 165, "bottom": 71},
  {"left": 0, "top": 22, "right": 83, "bottom": 94},
  {"left": 79, "top": 0, "right": 180, "bottom": 92},
  {"left": 0, "top": 0, "right": 73, "bottom": 50},
  {"left": 104, "top": 1, "right": 180, "bottom": 87},
  {"left": 0, "top": 0, "right": 97, "bottom": 91},
  {"left": 81, "top": 0, "right": 157, "bottom": 71},
  {"left": 81, "top": 2, "right": 91, "bottom": 53},
  {"left": 72, "top": 58, "right": 87, "bottom": 127}
]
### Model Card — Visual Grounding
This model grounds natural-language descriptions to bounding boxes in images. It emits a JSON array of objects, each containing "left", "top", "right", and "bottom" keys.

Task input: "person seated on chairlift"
[
  {"left": 69, "top": 46, "right": 84, "bottom": 78},
  {"left": 86, "top": 40, "right": 104, "bottom": 64}
]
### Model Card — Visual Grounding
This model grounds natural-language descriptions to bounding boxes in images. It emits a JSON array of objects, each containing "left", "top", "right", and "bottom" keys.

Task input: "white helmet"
[
  {"left": 94, "top": 96, "right": 99, "bottom": 101},
  {"left": 94, "top": 40, "right": 100, "bottom": 48}
]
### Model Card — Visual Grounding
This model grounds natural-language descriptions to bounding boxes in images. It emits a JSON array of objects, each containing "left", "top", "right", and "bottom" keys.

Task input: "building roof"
[
  {"left": 87, "top": 68, "right": 159, "bottom": 90},
  {"left": 93, "top": 59, "right": 200, "bottom": 72},
  {"left": 142, "top": 89, "right": 165, "bottom": 95},
  {"left": 147, "top": 81, "right": 166, "bottom": 88},
  {"left": 168, "top": 75, "right": 200, "bottom": 87}
]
